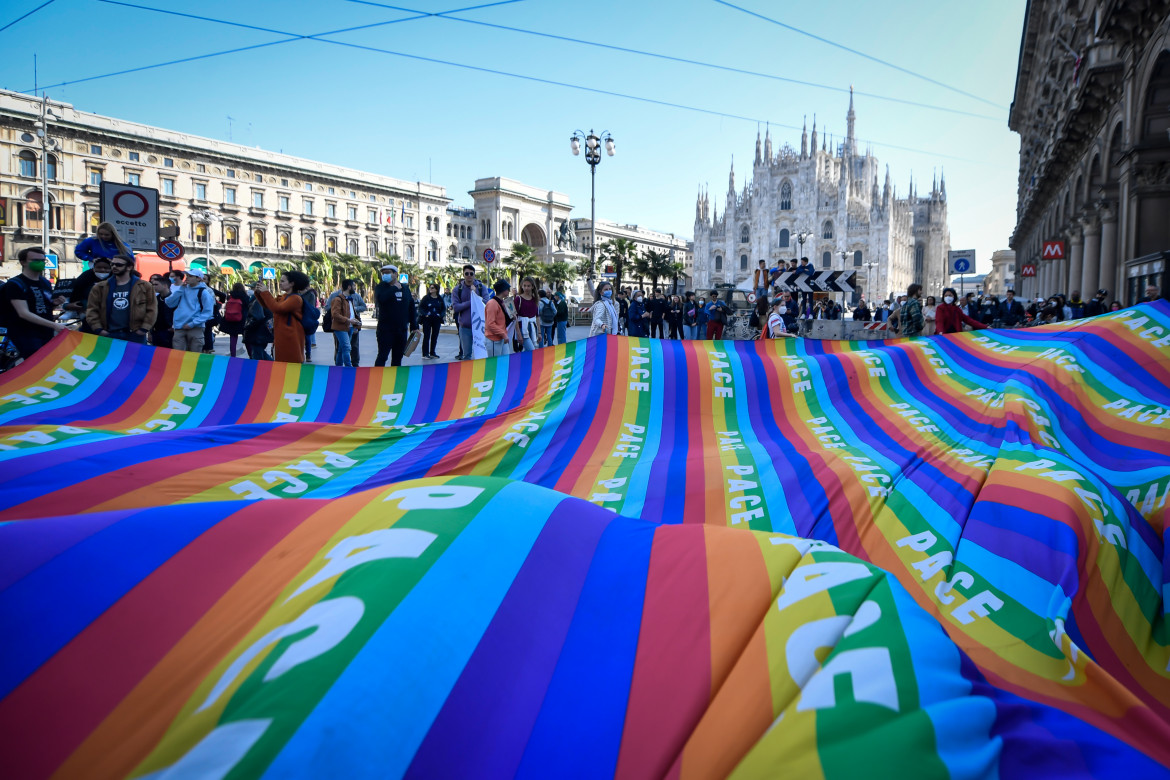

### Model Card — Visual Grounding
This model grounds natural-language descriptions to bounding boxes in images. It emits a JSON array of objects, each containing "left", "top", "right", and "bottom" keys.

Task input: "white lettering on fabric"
[
  {"left": 918, "top": 345, "right": 953, "bottom": 376},
  {"left": 887, "top": 403, "right": 940, "bottom": 434},
  {"left": 610, "top": 422, "right": 645, "bottom": 460},
  {"left": 464, "top": 381, "right": 493, "bottom": 417},
  {"left": 384, "top": 484, "right": 483, "bottom": 510},
  {"left": 629, "top": 347, "right": 651, "bottom": 392},
  {"left": 895, "top": 531, "right": 1004, "bottom": 624},
  {"left": 708, "top": 351, "right": 734, "bottom": 398},
  {"left": 548, "top": 356, "right": 573, "bottom": 395},
  {"left": 503, "top": 411, "right": 549, "bottom": 449},
  {"left": 857, "top": 350, "right": 887, "bottom": 378},
  {"left": 783, "top": 356, "right": 813, "bottom": 394},
  {"left": 590, "top": 477, "right": 627, "bottom": 509},
  {"left": 372, "top": 393, "right": 404, "bottom": 424},
  {"left": 725, "top": 464, "right": 765, "bottom": 525},
  {"left": 804, "top": 416, "right": 847, "bottom": 450},
  {"left": 228, "top": 452, "right": 359, "bottom": 500}
]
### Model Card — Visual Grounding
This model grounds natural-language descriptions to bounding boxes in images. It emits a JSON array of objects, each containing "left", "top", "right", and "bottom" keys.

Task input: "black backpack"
[
  {"left": 300, "top": 293, "right": 321, "bottom": 334},
  {"left": 540, "top": 298, "right": 557, "bottom": 324}
]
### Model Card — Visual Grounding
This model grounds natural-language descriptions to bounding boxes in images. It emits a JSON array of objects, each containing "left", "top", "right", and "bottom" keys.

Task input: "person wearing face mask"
[
  {"left": 85, "top": 255, "right": 157, "bottom": 344},
  {"left": 373, "top": 262, "right": 419, "bottom": 367},
  {"left": 935, "top": 287, "right": 988, "bottom": 335},
  {"left": 589, "top": 281, "right": 620, "bottom": 336},
  {"left": 627, "top": 290, "right": 647, "bottom": 337},
  {"left": 149, "top": 275, "right": 175, "bottom": 348},
  {"left": 0, "top": 246, "right": 68, "bottom": 358},
  {"left": 65, "top": 256, "right": 113, "bottom": 333},
  {"left": 164, "top": 268, "right": 217, "bottom": 352}
]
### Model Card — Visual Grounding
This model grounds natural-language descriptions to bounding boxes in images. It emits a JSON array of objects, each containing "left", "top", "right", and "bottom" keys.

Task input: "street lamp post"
[
  {"left": 570, "top": 129, "right": 615, "bottom": 284},
  {"left": 795, "top": 229, "right": 812, "bottom": 260},
  {"left": 33, "top": 95, "right": 60, "bottom": 268},
  {"left": 194, "top": 209, "right": 222, "bottom": 275}
]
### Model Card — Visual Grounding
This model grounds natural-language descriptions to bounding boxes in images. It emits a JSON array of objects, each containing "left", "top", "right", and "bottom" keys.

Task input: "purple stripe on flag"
[{"left": 404, "top": 501, "right": 612, "bottom": 780}]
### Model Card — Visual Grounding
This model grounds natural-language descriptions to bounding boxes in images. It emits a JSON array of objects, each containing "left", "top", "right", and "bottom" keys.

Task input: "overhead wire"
[
  {"left": 346, "top": 0, "right": 1003, "bottom": 122},
  {"left": 0, "top": 0, "right": 58, "bottom": 35},
  {"left": 25, "top": 0, "right": 993, "bottom": 164},
  {"left": 712, "top": 0, "right": 1006, "bottom": 110}
]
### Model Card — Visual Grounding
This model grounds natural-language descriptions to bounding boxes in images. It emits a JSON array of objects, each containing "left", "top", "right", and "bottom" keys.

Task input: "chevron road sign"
[
  {"left": 794, "top": 272, "right": 814, "bottom": 292},
  {"left": 833, "top": 272, "right": 857, "bottom": 295},
  {"left": 776, "top": 271, "right": 799, "bottom": 291},
  {"left": 811, "top": 270, "right": 834, "bottom": 291}
]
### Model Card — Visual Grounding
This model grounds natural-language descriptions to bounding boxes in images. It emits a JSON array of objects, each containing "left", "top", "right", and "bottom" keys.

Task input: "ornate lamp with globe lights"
[{"left": 569, "top": 129, "right": 615, "bottom": 283}]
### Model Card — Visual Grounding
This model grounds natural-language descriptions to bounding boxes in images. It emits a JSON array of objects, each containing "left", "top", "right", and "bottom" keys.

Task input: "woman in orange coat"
[{"left": 254, "top": 270, "right": 310, "bottom": 364}]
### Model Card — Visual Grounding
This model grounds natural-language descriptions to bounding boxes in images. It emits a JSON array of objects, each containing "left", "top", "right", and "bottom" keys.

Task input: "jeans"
[
  {"left": 350, "top": 330, "right": 361, "bottom": 366},
  {"left": 458, "top": 326, "right": 473, "bottom": 359},
  {"left": 556, "top": 320, "right": 567, "bottom": 344},
  {"left": 541, "top": 324, "right": 554, "bottom": 347},
  {"left": 106, "top": 330, "right": 147, "bottom": 344},
  {"left": 487, "top": 338, "right": 510, "bottom": 357},
  {"left": 683, "top": 324, "right": 698, "bottom": 340},
  {"left": 333, "top": 328, "right": 353, "bottom": 367}
]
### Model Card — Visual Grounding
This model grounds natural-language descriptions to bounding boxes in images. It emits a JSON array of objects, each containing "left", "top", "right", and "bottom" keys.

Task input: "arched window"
[
  {"left": 195, "top": 223, "right": 208, "bottom": 240},
  {"left": 740, "top": 225, "right": 750, "bottom": 243},
  {"left": 461, "top": 246, "right": 471, "bottom": 259},
  {"left": 779, "top": 180, "right": 792, "bottom": 210},
  {"left": 447, "top": 224, "right": 452, "bottom": 236},
  {"left": 368, "top": 240, "right": 377, "bottom": 257},
  {"left": 714, "top": 255, "right": 723, "bottom": 271},
  {"left": 303, "top": 233, "right": 315, "bottom": 251},
  {"left": 348, "top": 239, "right": 359, "bottom": 254},
  {"left": 740, "top": 254, "right": 749, "bottom": 270},
  {"left": 779, "top": 228, "right": 790, "bottom": 248},
  {"left": 427, "top": 239, "right": 438, "bottom": 262},
  {"left": 853, "top": 250, "right": 862, "bottom": 267},
  {"left": 18, "top": 150, "right": 36, "bottom": 178},
  {"left": 822, "top": 220, "right": 833, "bottom": 239},
  {"left": 822, "top": 251, "right": 831, "bottom": 268},
  {"left": 914, "top": 245, "right": 925, "bottom": 278},
  {"left": 251, "top": 228, "right": 265, "bottom": 247},
  {"left": 225, "top": 225, "right": 238, "bottom": 245},
  {"left": 90, "top": 212, "right": 100, "bottom": 233},
  {"left": 46, "top": 154, "right": 57, "bottom": 181},
  {"left": 280, "top": 233, "right": 291, "bottom": 250},
  {"left": 405, "top": 244, "right": 415, "bottom": 262},
  {"left": 426, "top": 216, "right": 432, "bottom": 230},
  {"left": 448, "top": 243, "right": 457, "bottom": 259}
]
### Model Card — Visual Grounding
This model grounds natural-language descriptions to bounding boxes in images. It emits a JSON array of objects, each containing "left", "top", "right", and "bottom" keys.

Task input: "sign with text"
[
  {"left": 1042, "top": 241, "right": 1065, "bottom": 260},
  {"left": 100, "top": 182, "right": 160, "bottom": 253},
  {"left": 948, "top": 249, "right": 975, "bottom": 275}
]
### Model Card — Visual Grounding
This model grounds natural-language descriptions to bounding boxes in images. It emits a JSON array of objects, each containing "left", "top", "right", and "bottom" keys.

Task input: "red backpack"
[{"left": 223, "top": 297, "right": 245, "bottom": 323}]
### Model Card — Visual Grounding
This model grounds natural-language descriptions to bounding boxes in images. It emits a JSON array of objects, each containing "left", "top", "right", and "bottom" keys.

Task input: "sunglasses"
[{"left": 463, "top": 271, "right": 474, "bottom": 276}]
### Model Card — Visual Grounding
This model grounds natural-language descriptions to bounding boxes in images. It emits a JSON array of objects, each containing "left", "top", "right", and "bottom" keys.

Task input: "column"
[
  {"left": 1080, "top": 214, "right": 1101, "bottom": 298},
  {"left": 1066, "top": 229, "right": 1084, "bottom": 297},
  {"left": 1039, "top": 256, "right": 1050, "bottom": 298},
  {"left": 1098, "top": 205, "right": 1118, "bottom": 297}
]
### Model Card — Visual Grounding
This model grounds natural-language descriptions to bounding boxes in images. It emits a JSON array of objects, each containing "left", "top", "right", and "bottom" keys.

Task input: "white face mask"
[
  {"left": 95, "top": 272, "right": 110, "bottom": 280},
  {"left": 944, "top": 296, "right": 954, "bottom": 304}
]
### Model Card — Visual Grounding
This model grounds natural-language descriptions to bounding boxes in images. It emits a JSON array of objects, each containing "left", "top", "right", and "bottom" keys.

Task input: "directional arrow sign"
[
  {"left": 794, "top": 272, "right": 814, "bottom": 292},
  {"left": 776, "top": 271, "right": 798, "bottom": 292},
  {"left": 834, "top": 272, "right": 857, "bottom": 295},
  {"left": 811, "top": 270, "right": 834, "bottom": 291}
]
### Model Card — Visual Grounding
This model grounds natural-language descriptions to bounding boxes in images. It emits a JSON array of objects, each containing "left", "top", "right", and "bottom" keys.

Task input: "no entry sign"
[{"left": 100, "top": 182, "right": 159, "bottom": 252}]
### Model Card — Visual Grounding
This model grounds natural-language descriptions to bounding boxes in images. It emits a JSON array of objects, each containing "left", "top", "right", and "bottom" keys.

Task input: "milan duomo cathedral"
[{"left": 692, "top": 93, "right": 950, "bottom": 303}]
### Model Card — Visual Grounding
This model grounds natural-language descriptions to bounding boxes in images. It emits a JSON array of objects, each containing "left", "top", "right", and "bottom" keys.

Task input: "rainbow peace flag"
[{"left": 1, "top": 303, "right": 1169, "bottom": 778}]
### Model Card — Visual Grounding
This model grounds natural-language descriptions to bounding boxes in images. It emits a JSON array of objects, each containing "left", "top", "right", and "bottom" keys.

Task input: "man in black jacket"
[
  {"left": 999, "top": 290, "right": 1025, "bottom": 327},
  {"left": 374, "top": 262, "right": 419, "bottom": 367},
  {"left": 1084, "top": 288, "right": 1108, "bottom": 318}
]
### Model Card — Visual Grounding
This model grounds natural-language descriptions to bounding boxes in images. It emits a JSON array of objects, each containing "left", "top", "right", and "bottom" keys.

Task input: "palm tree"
[
  {"left": 669, "top": 261, "right": 686, "bottom": 295},
  {"left": 600, "top": 237, "right": 638, "bottom": 291},
  {"left": 643, "top": 249, "right": 675, "bottom": 292},
  {"left": 631, "top": 253, "right": 651, "bottom": 293},
  {"left": 545, "top": 259, "right": 574, "bottom": 291},
  {"left": 504, "top": 242, "right": 544, "bottom": 286}
]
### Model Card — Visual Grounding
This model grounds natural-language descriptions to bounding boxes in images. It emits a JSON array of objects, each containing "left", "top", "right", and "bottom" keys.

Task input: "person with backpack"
[
  {"left": 326, "top": 278, "right": 362, "bottom": 367},
  {"left": 242, "top": 289, "right": 274, "bottom": 360},
  {"left": 485, "top": 278, "right": 514, "bottom": 356},
  {"left": 900, "top": 283, "right": 925, "bottom": 338},
  {"left": 418, "top": 283, "right": 446, "bottom": 360},
  {"left": 553, "top": 284, "right": 570, "bottom": 344},
  {"left": 254, "top": 270, "right": 310, "bottom": 364},
  {"left": 218, "top": 282, "right": 249, "bottom": 357},
  {"left": 373, "top": 262, "right": 419, "bottom": 367},
  {"left": 164, "top": 268, "right": 216, "bottom": 353},
  {"left": 0, "top": 246, "right": 68, "bottom": 359},
  {"left": 538, "top": 289, "right": 557, "bottom": 347}
]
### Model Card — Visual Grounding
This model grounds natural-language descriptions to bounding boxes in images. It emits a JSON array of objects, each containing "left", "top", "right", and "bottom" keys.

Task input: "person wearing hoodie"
[
  {"left": 65, "top": 256, "right": 112, "bottom": 333},
  {"left": 627, "top": 290, "right": 648, "bottom": 337},
  {"left": 164, "top": 268, "right": 216, "bottom": 352},
  {"left": 1067, "top": 290, "right": 1086, "bottom": 319}
]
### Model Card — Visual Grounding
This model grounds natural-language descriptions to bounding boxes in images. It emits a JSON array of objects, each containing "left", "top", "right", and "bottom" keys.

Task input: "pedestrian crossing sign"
[{"left": 261, "top": 267, "right": 276, "bottom": 280}]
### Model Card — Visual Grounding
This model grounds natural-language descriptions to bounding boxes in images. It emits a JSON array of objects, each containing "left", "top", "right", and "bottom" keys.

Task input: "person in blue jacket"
[
  {"left": 75, "top": 222, "right": 134, "bottom": 264},
  {"left": 627, "top": 290, "right": 648, "bottom": 337}
]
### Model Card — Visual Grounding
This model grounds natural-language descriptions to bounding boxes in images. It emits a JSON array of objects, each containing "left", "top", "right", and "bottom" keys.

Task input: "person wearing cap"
[
  {"left": 164, "top": 267, "right": 216, "bottom": 352},
  {"left": 373, "top": 262, "right": 418, "bottom": 367}
]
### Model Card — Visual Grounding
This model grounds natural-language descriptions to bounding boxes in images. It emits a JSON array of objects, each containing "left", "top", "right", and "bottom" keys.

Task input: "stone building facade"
[
  {"left": 1009, "top": 0, "right": 1170, "bottom": 305},
  {"left": 692, "top": 95, "right": 950, "bottom": 303},
  {"left": 570, "top": 217, "right": 693, "bottom": 290},
  {"left": 0, "top": 89, "right": 450, "bottom": 280}
]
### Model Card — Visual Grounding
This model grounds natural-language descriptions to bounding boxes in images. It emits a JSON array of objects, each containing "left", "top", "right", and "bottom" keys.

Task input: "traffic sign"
[
  {"left": 158, "top": 240, "right": 184, "bottom": 260},
  {"left": 43, "top": 253, "right": 58, "bottom": 270},
  {"left": 1042, "top": 241, "right": 1065, "bottom": 260},
  {"left": 483, "top": 248, "right": 496, "bottom": 264},
  {"left": 1021, "top": 264, "right": 1036, "bottom": 277},
  {"left": 747, "top": 292, "right": 757, "bottom": 303},
  {"left": 261, "top": 267, "right": 277, "bottom": 280},
  {"left": 948, "top": 249, "right": 975, "bottom": 275},
  {"left": 99, "top": 182, "right": 160, "bottom": 252}
]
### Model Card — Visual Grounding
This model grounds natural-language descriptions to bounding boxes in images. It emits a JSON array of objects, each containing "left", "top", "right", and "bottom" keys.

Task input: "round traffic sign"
[
  {"left": 158, "top": 240, "right": 184, "bottom": 260},
  {"left": 483, "top": 248, "right": 496, "bottom": 264},
  {"left": 953, "top": 257, "right": 971, "bottom": 273},
  {"left": 113, "top": 190, "right": 149, "bottom": 218},
  {"left": 747, "top": 293, "right": 757, "bottom": 303}
]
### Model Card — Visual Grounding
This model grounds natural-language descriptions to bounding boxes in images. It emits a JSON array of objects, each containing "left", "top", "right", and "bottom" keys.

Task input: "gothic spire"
[
  {"left": 728, "top": 156, "right": 735, "bottom": 194},
  {"left": 846, "top": 85, "right": 856, "bottom": 157},
  {"left": 801, "top": 116, "right": 808, "bottom": 159},
  {"left": 940, "top": 168, "right": 946, "bottom": 200},
  {"left": 755, "top": 129, "right": 762, "bottom": 166},
  {"left": 810, "top": 114, "right": 817, "bottom": 154},
  {"left": 764, "top": 124, "right": 772, "bottom": 161}
]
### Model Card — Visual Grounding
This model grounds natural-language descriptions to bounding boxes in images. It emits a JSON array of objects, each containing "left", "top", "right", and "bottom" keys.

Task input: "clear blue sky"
[{"left": 1, "top": 0, "right": 1025, "bottom": 273}]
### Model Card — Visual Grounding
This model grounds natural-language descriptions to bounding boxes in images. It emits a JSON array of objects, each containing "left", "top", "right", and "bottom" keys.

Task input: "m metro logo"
[{"left": 1042, "top": 241, "right": 1065, "bottom": 260}]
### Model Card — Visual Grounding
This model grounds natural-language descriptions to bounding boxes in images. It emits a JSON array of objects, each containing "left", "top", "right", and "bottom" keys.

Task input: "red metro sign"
[{"left": 1042, "top": 241, "right": 1065, "bottom": 260}]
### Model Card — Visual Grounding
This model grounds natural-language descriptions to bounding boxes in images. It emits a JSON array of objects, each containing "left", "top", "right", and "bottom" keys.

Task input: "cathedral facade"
[{"left": 692, "top": 95, "right": 950, "bottom": 303}]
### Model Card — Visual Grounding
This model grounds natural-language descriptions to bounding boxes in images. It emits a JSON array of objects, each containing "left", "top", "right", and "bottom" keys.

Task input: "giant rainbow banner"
[{"left": 1, "top": 303, "right": 1169, "bottom": 778}]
